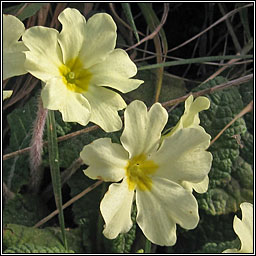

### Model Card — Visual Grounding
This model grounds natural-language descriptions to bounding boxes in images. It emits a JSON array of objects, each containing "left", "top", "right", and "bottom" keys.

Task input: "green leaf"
[
  {"left": 67, "top": 170, "right": 103, "bottom": 252},
  {"left": 4, "top": 96, "right": 38, "bottom": 192},
  {"left": 3, "top": 3, "right": 25, "bottom": 15},
  {"left": 3, "top": 94, "right": 74, "bottom": 193},
  {"left": 121, "top": 3, "right": 140, "bottom": 42},
  {"left": 17, "top": 3, "right": 46, "bottom": 21},
  {"left": 192, "top": 76, "right": 251, "bottom": 215},
  {"left": 4, "top": 3, "right": 46, "bottom": 21},
  {"left": 46, "top": 110, "right": 67, "bottom": 249},
  {"left": 3, "top": 194, "right": 49, "bottom": 226},
  {"left": 3, "top": 224, "right": 84, "bottom": 253},
  {"left": 4, "top": 243, "right": 74, "bottom": 253},
  {"left": 194, "top": 239, "right": 240, "bottom": 253}
]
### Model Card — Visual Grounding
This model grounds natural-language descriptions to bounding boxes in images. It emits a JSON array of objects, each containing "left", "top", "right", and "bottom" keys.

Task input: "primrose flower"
[
  {"left": 3, "top": 90, "right": 13, "bottom": 100},
  {"left": 22, "top": 8, "right": 143, "bottom": 132},
  {"left": 3, "top": 14, "right": 28, "bottom": 80},
  {"left": 223, "top": 202, "right": 253, "bottom": 253},
  {"left": 80, "top": 100, "right": 212, "bottom": 246},
  {"left": 163, "top": 95, "right": 211, "bottom": 193}
]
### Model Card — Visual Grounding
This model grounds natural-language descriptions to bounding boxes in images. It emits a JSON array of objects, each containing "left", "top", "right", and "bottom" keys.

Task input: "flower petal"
[
  {"left": 100, "top": 180, "right": 134, "bottom": 239},
  {"left": 3, "top": 90, "right": 13, "bottom": 100},
  {"left": 84, "top": 86, "right": 126, "bottom": 132},
  {"left": 22, "top": 26, "right": 63, "bottom": 82},
  {"left": 120, "top": 100, "right": 168, "bottom": 158},
  {"left": 182, "top": 176, "right": 209, "bottom": 193},
  {"left": 79, "top": 13, "right": 117, "bottom": 68},
  {"left": 89, "top": 49, "right": 144, "bottom": 93},
  {"left": 3, "top": 50, "right": 27, "bottom": 80},
  {"left": 41, "top": 77, "right": 91, "bottom": 125},
  {"left": 3, "top": 14, "right": 27, "bottom": 79},
  {"left": 164, "top": 95, "right": 210, "bottom": 137},
  {"left": 234, "top": 202, "right": 253, "bottom": 253},
  {"left": 136, "top": 176, "right": 199, "bottom": 246},
  {"left": 153, "top": 127, "right": 212, "bottom": 184},
  {"left": 3, "top": 14, "right": 25, "bottom": 47},
  {"left": 81, "top": 137, "right": 128, "bottom": 182},
  {"left": 58, "top": 8, "right": 86, "bottom": 63}
]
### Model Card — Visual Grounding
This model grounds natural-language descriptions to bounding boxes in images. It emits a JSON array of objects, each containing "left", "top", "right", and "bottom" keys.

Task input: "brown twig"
[
  {"left": 209, "top": 101, "right": 253, "bottom": 146},
  {"left": 33, "top": 180, "right": 103, "bottom": 228},
  {"left": 167, "top": 3, "right": 253, "bottom": 53},
  {"left": 162, "top": 74, "right": 253, "bottom": 108},
  {"left": 125, "top": 3, "right": 169, "bottom": 52},
  {"left": 3, "top": 74, "right": 252, "bottom": 161},
  {"left": 109, "top": 3, "right": 145, "bottom": 37},
  {"left": 42, "top": 157, "right": 84, "bottom": 201}
]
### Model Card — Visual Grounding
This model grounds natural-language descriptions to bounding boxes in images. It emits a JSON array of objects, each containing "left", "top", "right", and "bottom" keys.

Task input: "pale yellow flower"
[
  {"left": 22, "top": 8, "right": 143, "bottom": 132},
  {"left": 3, "top": 90, "right": 13, "bottom": 100},
  {"left": 3, "top": 14, "right": 27, "bottom": 80},
  {"left": 223, "top": 202, "right": 253, "bottom": 253},
  {"left": 163, "top": 95, "right": 211, "bottom": 193},
  {"left": 80, "top": 100, "right": 212, "bottom": 246}
]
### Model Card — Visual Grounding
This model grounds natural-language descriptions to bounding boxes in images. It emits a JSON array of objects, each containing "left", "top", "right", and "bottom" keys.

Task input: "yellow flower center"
[
  {"left": 59, "top": 57, "right": 92, "bottom": 93},
  {"left": 125, "top": 154, "right": 158, "bottom": 191}
]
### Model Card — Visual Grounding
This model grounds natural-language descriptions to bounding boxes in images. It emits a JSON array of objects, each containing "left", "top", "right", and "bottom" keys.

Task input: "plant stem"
[
  {"left": 144, "top": 238, "right": 152, "bottom": 253},
  {"left": 138, "top": 54, "right": 252, "bottom": 71},
  {"left": 46, "top": 110, "right": 67, "bottom": 249}
]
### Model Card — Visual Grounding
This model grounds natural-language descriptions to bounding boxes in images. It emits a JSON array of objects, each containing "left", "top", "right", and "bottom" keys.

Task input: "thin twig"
[
  {"left": 162, "top": 74, "right": 253, "bottom": 108},
  {"left": 42, "top": 157, "right": 84, "bottom": 201},
  {"left": 109, "top": 3, "right": 145, "bottom": 36},
  {"left": 203, "top": 38, "right": 253, "bottom": 83},
  {"left": 167, "top": 3, "right": 252, "bottom": 53},
  {"left": 125, "top": 4, "right": 169, "bottom": 52},
  {"left": 33, "top": 180, "right": 103, "bottom": 228},
  {"left": 3, "top": 124, "right": 99, "bottom": 161},
  {"left": 209, "top": 101, "right": 253, "bottom": 146}
]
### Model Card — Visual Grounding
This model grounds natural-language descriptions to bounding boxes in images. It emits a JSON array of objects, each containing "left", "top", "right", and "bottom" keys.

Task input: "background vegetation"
[{"left": 2, "top": 2, "right": 253, "bottom": 253}]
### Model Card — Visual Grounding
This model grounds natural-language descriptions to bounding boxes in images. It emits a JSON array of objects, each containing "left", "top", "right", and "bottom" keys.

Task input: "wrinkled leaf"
[
  {"left": 3, "top": 224, "right": 83, "bottom": 253},
  {"left": 4, "top": 243, "right": 74, "bottom": 253}
]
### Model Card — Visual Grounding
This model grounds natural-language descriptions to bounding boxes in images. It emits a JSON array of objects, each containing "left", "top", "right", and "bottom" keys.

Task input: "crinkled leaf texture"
[
  {"left": 192, "top": 76, "right": 252, "bottom": 215},
  {"left": 3, "top": 224, "right": 83, "bottom": 253},
  {"left": 3, "top": 93, "right": 74, "bottom": 192},
  {"left": 4, "top": 243, "right": 74, "bottom": 253}
]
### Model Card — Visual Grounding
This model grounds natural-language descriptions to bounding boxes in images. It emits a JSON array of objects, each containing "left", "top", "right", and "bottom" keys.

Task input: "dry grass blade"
[
  {"left": 109, "top": 3, "right": 145, "bottom": 37},
  {"left": 167, "top": 3, "right": 253, "bottom": 53},
  {"left": 126, "top": 4, "right": 169, "bottom": 52}
]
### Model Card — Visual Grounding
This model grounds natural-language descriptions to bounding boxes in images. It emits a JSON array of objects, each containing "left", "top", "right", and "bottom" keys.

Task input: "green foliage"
[
  {"left": 67, "top": 171, "right": 103, "bottom": 251},
  {"left": 3, "top": 96, "right": 37, "bottom": 192},
  {"left": 3, "top": 194, "right": 49, "bottom": 226},
  {"left": 192, "top": 76, "right": 251, "bottom": 215},
  {"left": 195, "top": 239, "right": 240, "bottom": 253},
  {"left": 3, "top": 3, "right": 46, "bottom": 21},
  {"left": 4, "top": 243, "right": 74, "bottom": 253},
  {"left": 3, "top": 224, "right": 84, "bottom": 253},
  {"left": 3, "top": 95, "right": 75, "bottom": 193},
  {"left": 121, "top": 3, "right": 140, "bottom": 42}
]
